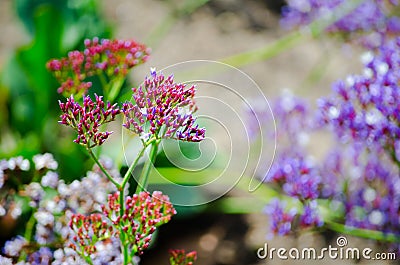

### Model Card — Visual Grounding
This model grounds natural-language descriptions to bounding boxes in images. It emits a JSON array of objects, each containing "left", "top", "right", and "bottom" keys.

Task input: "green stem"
[
  {"left": 87, "top": 147, "right": 121, "bottom": 188},
  {"left": 120, "top": 231, "right": 130, "bottom": 265},
  {"left": 83, "top": 254, "right": 94, "bottom": 265},
  {"left": 221, "top": 31, "right": 303, "bottom": 68},
  {"left": 24, "top": 212, "right": 36, "bottom": 242},
  {"left": 118, "top": 139, "right": 154, "bottom": 217},
  {"left": 108, "top": 77, "right": 125, "bottom": 103},
  {"left": 388, "top": 145, "right": 400, "bottom": 169},
  {"left": 121, "top": 138, "right": 157, "bottom": 189},
  {"left": 98, "top": 71, "right": 108, "bottom": 90},
  {"left": 117, "top": 138, "right": 157, "bottom": 265},
  {"left": 326, "top": 220, "right": 400, "bottom": 243},
  {"left": 19, "top": 211, "right": 37, "bottom": 261},
  {"left": 136, "top": 140, "right": 160, "bottom": 193}
]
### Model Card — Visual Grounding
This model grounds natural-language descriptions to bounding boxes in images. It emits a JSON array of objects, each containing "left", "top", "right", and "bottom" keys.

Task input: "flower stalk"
[
  {"left": 136, "top": 140, "right": 160, "bottom": 193},
  {"left": 48, "top": 37, "right": 205, "bottom": 264}
]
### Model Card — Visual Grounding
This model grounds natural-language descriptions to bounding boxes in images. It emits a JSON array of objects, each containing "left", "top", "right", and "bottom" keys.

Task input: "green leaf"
[
  {"left": 13, "top": 0, "right": 65, "bottom": 35},
  {"left": 16, "top": 4, "right": 63, "bottom": 135}
]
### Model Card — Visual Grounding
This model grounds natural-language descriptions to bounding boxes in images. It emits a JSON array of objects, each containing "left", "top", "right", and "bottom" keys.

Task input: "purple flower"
[
  {"left": 281, "top": 0, "right": 400, "bottom": 46},
  {"left": 343, "top": 153, "right": 400, "bottom": 232},
  {"left": 28, "top": 247, "right": 52, "bottom": 265},
  {"left": 320, "top": 150, "right": 343, "bottom": 197},
  {"left": 249, "top": 90, "right": 311, "bottom": 146},
  {"left": 266, "top": 151, "right": 321, "bottom": 201},
  {"left": 25, "top": 182, "right": 45, "bottom": 207},
  {"left": 300, "top": 200, "right": 323, "bottom": 227},
  {"left": 3, "top": 236, "right": 27, "bottom": 257},
  {"left": 317, "top": 38, "right": 400, "bottom": 160},
  {"left": 283, "top": 171, "right": 321, "bottom": 201},
  {"left": 264, "top": 199, "right": 297, "bottom": 236},
  {"left": 47, "top": 38, "right": 150, "bottom": 96},
  {"left": 59, "top": 94, "right": 121, "bottom": 147},
  {"left": 122, "top": 69, "right": 206, "bottom": 142}
]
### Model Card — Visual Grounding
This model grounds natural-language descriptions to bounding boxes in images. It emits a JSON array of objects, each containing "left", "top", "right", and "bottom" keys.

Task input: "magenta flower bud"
[
  {"left": 122, "top": 69, "right": 205, "bottom": 142},
  {"left": 58, "top": 94, "right": 121, "bottom": 147},
  {"left": 169, "top": 249, "right": 197, "bottom": 265},
  {"left": 47, "top": 38, "right": 150, "bottom": 96},
  {"left": 101, "top": 191, "right": 176, "bottom": 255}
]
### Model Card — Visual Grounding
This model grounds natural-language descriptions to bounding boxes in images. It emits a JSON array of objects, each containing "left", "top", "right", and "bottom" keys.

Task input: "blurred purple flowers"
[
  {"left": 264, "top": 199, "right": 297, "bottom": 236},
  {"left": 254, "top": 36, "right": 400, "bottom": 242},
  {"left": 318, "top": 38, "right": 400, "bottom": 159},
  {"left": 281, "top": 0, "right": 400, "bottom": 46},
  {"left": 259, "top": 92, "right": 324, "bottom": 235}
]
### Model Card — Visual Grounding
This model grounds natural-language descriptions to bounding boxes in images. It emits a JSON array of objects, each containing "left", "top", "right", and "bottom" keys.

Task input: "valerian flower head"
[
  {"left": 102, "top": 191, "right": 176, "bottom": 255},
  {"left": 59, "top": 94, "right": 121, "bottom": 147},
  {"left": 122, "top": 69, "right": 206, "bottom": 142},
  {"left": 47, "top": 38, "right": 150, "bottom": 96}
]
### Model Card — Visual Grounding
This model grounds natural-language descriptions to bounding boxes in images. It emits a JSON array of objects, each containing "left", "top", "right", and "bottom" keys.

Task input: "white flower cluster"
[
  {"left": 1, "top": 154, "right": 124, "bottom": 264},
  {"left": 0, "top": 156, "right": 31, "bottom": 219}
]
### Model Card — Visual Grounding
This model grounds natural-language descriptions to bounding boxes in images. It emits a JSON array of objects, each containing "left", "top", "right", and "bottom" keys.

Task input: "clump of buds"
[
  {"left": 122, "top": 69, "right": 205, "bottom": 142},
  {"left": 102, "top": 191, "right": 176, "bottom": 255},
  {"left": 47, "top": 38, "right": 150, "bottom": 96},
  {"left": 68, "top": 213, "right": 113, "bottom": 256},
  {"left": 169, "top": 249, "right": 197, "bottom": 265},
  {"left": 58, "top": 94, "right": 121, "bottom": 147}
]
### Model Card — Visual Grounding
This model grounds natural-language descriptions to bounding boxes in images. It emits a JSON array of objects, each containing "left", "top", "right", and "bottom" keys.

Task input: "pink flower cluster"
[
  {"left": 169, "top": 249, "right": 197, "bottom": 265},
  {"left": 122, "top": 70, "right": 206, "bottom": 142},
  {"left": 102, "top": 191, "right": 176, "bottom": 255},
  {"left": 68, "top": 213, "right": 112, "bottom": 256},
  {"left": 47, "top": 38, "right": 150, "bottom": 96},
  {"left": 67, "top": 191, "right": 176, "bottom": 258},
  {"left": 59, "top": 94, "right": 121, "bottom": 147}
]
